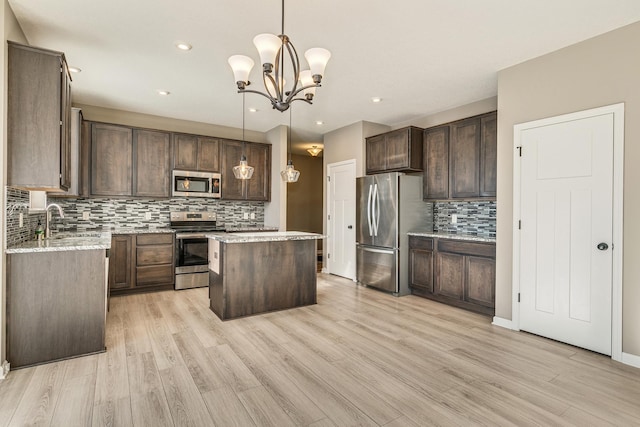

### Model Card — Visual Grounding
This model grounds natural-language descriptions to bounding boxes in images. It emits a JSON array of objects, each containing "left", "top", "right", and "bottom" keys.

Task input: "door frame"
[
  {"left": 325, "top": 159, "right": 357, "bottom": 279},
  {"left": 512, "top": 103, "right": 624, "bottom": 362}
]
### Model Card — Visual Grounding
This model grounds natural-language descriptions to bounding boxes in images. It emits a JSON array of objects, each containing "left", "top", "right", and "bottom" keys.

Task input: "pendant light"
[
  {"left": 280, "top": 107, "right": 300, "bottom": 183},
  {"left": 232, "top": 93, "right": 254, "bottom": 180}
]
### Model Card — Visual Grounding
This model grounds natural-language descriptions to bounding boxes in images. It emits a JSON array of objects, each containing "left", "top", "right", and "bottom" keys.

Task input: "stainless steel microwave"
[{"left": 172, "top": 170, "right": 221, "bottom": 198}]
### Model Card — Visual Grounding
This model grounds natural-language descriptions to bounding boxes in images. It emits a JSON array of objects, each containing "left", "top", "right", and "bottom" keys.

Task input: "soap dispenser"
[{"left": 34, "top": 220, "right": 44, "bottom": 240}]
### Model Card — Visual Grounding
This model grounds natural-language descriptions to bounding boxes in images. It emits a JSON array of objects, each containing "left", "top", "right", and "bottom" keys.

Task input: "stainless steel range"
[{"left": 170, "top": 211, "right": 225, "bottom": 290}]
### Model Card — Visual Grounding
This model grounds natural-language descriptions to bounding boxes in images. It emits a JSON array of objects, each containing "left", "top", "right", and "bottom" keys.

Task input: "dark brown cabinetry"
[
  {"left": 423, "top": 112, "right": 497, "bottom": 200},
  {"left": 134, "top": 129, "right": 171, "bottom": 197},
  {"left": 220, "top": 139, "right": 271, "bottom": 201},
  {"left": 8, "top": 42, "right": 72, "bottom": 191},
  {"left": 89, "top": 122, "right": 171, "bottom": 197},
  {"left": 109, "top": 233, "right": 175, "bottom": 295},
  {"left": 365, "top": 126, "right": 423, "bottom": 174},
  {"left": 409, "top": 236, "right": 495, "bottom": 315},
  {"left": 173, "top": 134, "right": 220, "bottom": 172}
]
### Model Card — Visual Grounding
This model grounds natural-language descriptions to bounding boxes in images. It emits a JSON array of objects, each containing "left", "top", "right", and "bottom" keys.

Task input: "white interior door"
[
  {"left": 518, "top": 113, "right": 614, "bottom": 355},
  {"left": 327, "top": 160, "right": 356, "bottom": 280}
]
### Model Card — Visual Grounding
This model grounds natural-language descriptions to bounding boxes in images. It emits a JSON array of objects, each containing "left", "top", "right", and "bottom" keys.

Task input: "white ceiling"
[{"left": 8, "top": 0, "right": 640, "bottom": 151}]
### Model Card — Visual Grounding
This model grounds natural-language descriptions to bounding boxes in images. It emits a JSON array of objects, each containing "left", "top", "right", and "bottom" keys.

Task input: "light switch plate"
[
  {"left": 145, "top": 212, "right": 152, "bottom": 220},
  {"left": 244, "top": 212, "right": 249, "bottom": 219},
  {"left": 250, "top": 212, "right": 256, "bottom": 219},
  {"left": 82, "top": 211, "right": 90, "bottom": 220},
  {"left": 19, "top": 213, "right": 23, "bottom": 228},
  {"left": 451, "top": 214, "right": 458, "bottom": 224}
]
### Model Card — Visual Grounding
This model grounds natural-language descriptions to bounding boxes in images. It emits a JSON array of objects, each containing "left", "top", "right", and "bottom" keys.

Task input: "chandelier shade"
[{"left": 228, "top": 0, "right": 330, "bottom": 112}]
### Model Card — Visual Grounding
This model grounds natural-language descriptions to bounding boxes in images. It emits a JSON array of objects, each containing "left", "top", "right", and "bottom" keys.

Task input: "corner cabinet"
[
  {"left": 220, "top": 139, "right": 271, "bottom": 201},
  {"left": 423, "top": 112, "right": 496, "bottom": 200},
  {"left": 366, "top": 126, "right": 423, "bottom": 174},
  {"left": 8, "top": 41, "right": 72, "bottom": 192},
  {"left": 409, "top": 236, "right": 495, "bottom": 315}
]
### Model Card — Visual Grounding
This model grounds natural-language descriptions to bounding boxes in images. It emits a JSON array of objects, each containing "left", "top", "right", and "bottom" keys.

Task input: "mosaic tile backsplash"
[
  {"left": 433, "top": 200, "right": 496, "bottom": 238},
  {"left": 5, "top": 187, "right": 265, "bottom": 246}
]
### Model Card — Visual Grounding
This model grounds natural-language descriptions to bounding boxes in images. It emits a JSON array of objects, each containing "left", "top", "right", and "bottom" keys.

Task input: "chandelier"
[{"left": 227, "top": 0, "right": 331, "bottom": 112}]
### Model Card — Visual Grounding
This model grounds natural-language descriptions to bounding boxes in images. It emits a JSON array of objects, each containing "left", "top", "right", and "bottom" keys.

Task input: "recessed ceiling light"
[
  {"left": 157, "top": 90, "right": 171, "bottom": 96},
  {"left": 372, "top": 97, "right": 382, "bottom": 103},
  {"left": 315, "top": 120, "right": 324, "bottom": 125},
  {"left": 176, "top": 42, "right": 192, "bottom": 51},
  {"left": 248, "top": 108, "right": 258, "bottom": 113},
  {"left": 68, "top": 66, "right": 81, "bottom": 73}
]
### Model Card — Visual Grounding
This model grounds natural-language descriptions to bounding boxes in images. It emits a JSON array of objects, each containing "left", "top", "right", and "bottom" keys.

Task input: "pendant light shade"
[
  {"left": 280, "top": 159, "right": 300, "bottom": 182},
  {"left": 233, "top": 155, "right": 254, "bottom": 179}
]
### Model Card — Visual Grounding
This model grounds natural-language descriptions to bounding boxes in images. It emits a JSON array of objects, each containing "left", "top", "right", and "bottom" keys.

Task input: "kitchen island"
[{"left": 207, "top": 231, "right": 323, "bottom": 320}]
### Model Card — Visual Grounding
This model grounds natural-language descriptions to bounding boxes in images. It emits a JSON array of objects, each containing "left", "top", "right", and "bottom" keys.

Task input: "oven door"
[{"left": 175, "top": 236, "right": 209, "bottom": 273}]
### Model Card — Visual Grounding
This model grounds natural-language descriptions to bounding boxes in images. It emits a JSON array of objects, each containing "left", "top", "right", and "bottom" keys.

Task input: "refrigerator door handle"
[
  {"left": 367, "top": 184, "right": 374, "bottom": 237},
  {"left": 372, "top": 183, "right": 379, "bottom": 236},
  {"left": 359, "top": 246, "right": 394, "bottom": 255}
]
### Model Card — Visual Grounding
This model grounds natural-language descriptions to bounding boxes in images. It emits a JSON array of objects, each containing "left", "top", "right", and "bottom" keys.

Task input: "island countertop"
[{"left": 207, "top": 231, "right": 325, "bottom": 244}]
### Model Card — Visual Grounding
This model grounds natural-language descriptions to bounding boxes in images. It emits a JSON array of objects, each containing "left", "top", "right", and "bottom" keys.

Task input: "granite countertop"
[
  {"left": 110, "top": 227, "right": 175, "bottom": 235},
  {"left": 6, "top": 232, "right": 112, "bottom": 254},
  {"left": 408, "top": 231, "right": 496, "bottom": 243},
  {"left": 208, "top": 231, "right": 325, "bottom": 244},
  {"left": 224, "top": 226, "right": 280, "bottom": 232}
]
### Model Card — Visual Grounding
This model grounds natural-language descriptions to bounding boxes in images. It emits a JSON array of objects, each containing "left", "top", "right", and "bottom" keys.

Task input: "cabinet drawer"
[
  {"left": 137, "top": 245, "right": 173, "bottom": 266},
  {"left": 409, "top": 236, "right": 433, "bottom": 251},
  {"left": 136, "top": 265, "right": 174, "bottom": 286},
  {"left": 137, "top": 233, "right": 173, "bottom": 246},
  {"left": 437, "top": 239, "right": 495, "bottom": 258}
]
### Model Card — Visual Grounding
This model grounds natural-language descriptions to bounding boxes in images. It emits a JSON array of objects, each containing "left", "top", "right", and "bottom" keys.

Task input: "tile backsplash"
[
  {"left": 5, "top": 187, "right": 265, "bottom": 246},
  {"left": 433, "top": 200, "right": 496, "bottom": 238}
]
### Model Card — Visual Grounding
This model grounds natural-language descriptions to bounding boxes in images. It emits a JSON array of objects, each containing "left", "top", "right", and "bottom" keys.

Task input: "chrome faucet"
[{"left": 45, "top": 203, "right": 65, "bottom": 238}]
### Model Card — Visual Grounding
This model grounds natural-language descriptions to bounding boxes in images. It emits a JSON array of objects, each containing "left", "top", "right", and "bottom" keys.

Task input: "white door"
[
  {"left": 518, "top": 113, "right": 614, "bottom": 355},
  {"left": 327, "top": 160, "right": 356, "bottom": 280}
]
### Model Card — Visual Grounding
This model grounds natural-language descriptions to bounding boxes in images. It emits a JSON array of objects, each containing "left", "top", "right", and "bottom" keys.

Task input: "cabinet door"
[
  {"left": 435, "top": 252, "right": 464, "bottom": 300},
  {"left": 365, "top": 134, "right": 386, "bottom": 174},
  {"left": 91, "top": 123, "right": 133, "bottom": 196},
  {"left": 173, "top": 134, "right": 198, "bottom": 170},
  {"left": 423, "top": 126, "right": 449, "bottom": 200},
  {"left": 60, "top": 61, "right": 72, "bottom": 190},
  {"left": 465, "top": 256, "right": 496, "bottom": 308},
  {"left": 450, "top": 118, "right": 481, "bottom": 198},
  {"left": 479, "top": 113, "right": 497, "bottom": 198},
  {"left": 385, "top": 129, "right": 410, "bottom": 170},
  {"left": 220, "top": 140, "right": 246, "bottom": 200},
  {"left": 410, "top": 249, "right": 434, "bottom": 293},
  {"left": 134, "top": 129, "right": 171, "bottom": 197},
  {"left": 245, "top": 142, "right": 271, "bottom": 201},
  {"left": 197, "top": 137, "right": 220, "bottom": 172},
  {"left": 109, "top": 235, "right": 133, "bottom": 290}
]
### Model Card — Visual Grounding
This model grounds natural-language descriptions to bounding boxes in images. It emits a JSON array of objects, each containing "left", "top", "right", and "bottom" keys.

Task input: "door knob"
[
  {"left": 597, "top": 243, "right": 609, "bottom": 251},
  {"left": 347, "top": 225, "right": 353, "bottom": 229}
]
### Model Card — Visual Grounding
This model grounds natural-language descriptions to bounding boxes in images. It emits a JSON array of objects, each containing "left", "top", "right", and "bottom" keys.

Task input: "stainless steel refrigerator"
[{"left": 356, "top": 172, "right": 433, "bottom": 295}]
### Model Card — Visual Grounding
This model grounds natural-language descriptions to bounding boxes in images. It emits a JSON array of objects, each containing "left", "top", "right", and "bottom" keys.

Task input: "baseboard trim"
[
  {"left": 492, "top": 316, "right": 517, "bottom": 330},
  {"left": 622, "top": 352, "right": 640, "bottom": 369},
  {"left": 0, "top": 360, "right": 10, "bottom": 380}
]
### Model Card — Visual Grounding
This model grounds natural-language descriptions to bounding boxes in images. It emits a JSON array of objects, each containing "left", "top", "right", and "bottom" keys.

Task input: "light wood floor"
[{"left": 1, "top": 273, "right": 639, "bottom": 426}]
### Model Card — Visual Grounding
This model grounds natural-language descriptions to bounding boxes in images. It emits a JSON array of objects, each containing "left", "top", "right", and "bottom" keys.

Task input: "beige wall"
[
  {"left": 286, "top": 154, "right": 323, "bottom": 242},
  {"left": 2, "top": 0, "right": 27, "bottom": 372},
  {"left": 496, "top": 21, "right": 640, "bottom": 356}
]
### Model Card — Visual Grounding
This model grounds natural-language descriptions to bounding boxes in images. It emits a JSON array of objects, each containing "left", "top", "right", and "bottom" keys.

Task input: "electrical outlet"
[
  {"left": 451, "top": 214, "right": 458, "bottom": 224},
  {"left": 19, "top": 213, "right": 23, "bottom": 228},
  {"left": 145, "top": 212, "right": 152, "bottom": 220},
  {"left": 244, "top": 212, "right": 249, "bottom": 219},
  {"left": 250, "top": 212, "right": 255, "bottom": 219},
  {"left": 82, "top": 211, "right": 90, "bottom": 220}
]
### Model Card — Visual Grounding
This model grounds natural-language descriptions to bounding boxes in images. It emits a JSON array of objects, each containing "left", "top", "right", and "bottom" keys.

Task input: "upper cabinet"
[
  {"left": 220, "top": 140, "right": 271, "bottom": 201},
  {"left": 89, "top": 122, "right": 171, "bottom": 197},
  {"left": 365, "top": 126, "right": 423, "bottom": 174},
  {"left": 7, "top": 42, "right": 72, "bottom": 191},
  {"left": 173, "top": 134, "right": 220, "bottom": 172},
  {"left": 423, "top": 112, "right": 497, "bottom": 200}
]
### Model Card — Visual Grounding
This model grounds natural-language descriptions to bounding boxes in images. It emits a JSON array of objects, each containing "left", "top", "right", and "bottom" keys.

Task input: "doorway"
[
  {"left": 327, "top": 159, "right": 356, "bottom": 280},
  {"left": 512, "top": 103, "right": 624, "bottom": 359}
]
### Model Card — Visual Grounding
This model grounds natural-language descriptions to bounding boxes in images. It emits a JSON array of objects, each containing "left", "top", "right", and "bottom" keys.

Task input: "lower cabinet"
[
  {"left": 409, "top": 236, "right": 495, "bottom": 315},
  {"left": 109, "top": 233, "right": 175, "bottom": 295}
]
